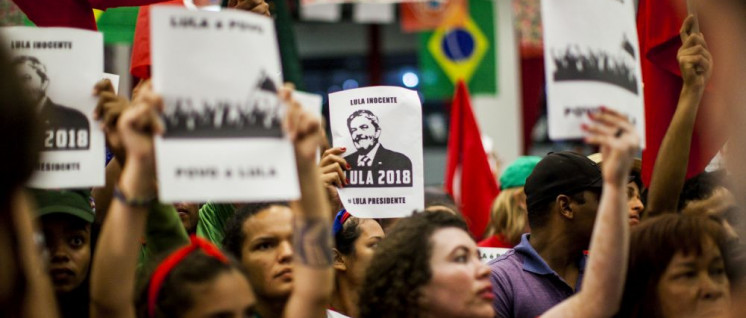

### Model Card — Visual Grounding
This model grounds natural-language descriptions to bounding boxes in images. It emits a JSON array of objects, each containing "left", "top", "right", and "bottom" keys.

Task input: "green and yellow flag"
[{"left": 419, "top": 0, "right": 497, "bottom": 100}]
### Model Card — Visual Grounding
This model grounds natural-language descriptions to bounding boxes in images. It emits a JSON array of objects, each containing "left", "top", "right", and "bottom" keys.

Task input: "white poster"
[
  {"left": 541, "top": 0, "right": 645, "bottom": 146},
  {"left": 1, "top": 27, "right": 105, "bottom": 189},
  {"left": 151, "top": 7, "right": 299, "bottom": 202},
  {"left": 329, "top": 86, "right": 424, "bottom": 218},
  {"left": 353, "top": 3, "right": 395, "bottom": 24}
]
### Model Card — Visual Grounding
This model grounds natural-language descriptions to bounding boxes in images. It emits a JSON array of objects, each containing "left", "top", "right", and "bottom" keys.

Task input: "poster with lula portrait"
[
  {"left": 541, "top": 0, "right": 645, "bottom": 147},
  {"left": 1, "top": 27, "right": 105, "bottom": 189},
  {"left": 329, "top": 86, "right": 424, "bottom": 218},
  {"left": 150, "top": 6, "right": 299, "bottom": 202}
]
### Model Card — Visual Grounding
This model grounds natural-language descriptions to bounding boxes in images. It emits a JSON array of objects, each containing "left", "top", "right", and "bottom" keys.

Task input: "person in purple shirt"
[{"left": 488, "top": 150, "right": 605, "bottom": 318}]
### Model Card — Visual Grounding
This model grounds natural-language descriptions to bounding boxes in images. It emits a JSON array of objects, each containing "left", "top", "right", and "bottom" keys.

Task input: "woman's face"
[
  {"left": 183, "top": 269, "right": 257, "bottom": 318},
  {"left": 345, "top": 219, "right": 384, "bottom": 286},
  {"left": 419, "top": 227, "right": 494, "bottom": 318},
  {"left": 657, "top": 238, "right": 731, "bottom": 318}
]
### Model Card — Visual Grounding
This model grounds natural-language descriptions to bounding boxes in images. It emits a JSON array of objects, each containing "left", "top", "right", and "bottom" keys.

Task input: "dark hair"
[
  {"left": 334, "top": 217, "right": 362, "bottom": 256},
  {"left": 527, "top": 189, "right": 601, "bottom": 229},
  {"left": 358, "top": 211, "right": 468, "bottom": 318},
  {"left": 136, "top": 250, "right": 249, "bottom": 318},
  {"left": 222, "top": 202, "right": 289, "bottom": 259},
  {"left": 11, "top": 55, "right": 49, "bottom": 82},
  {"left": 678, "top": 170, "right": 728, "bottom": 211},
  {"left": 424, "top": 187, "right": 458, "bottom": 213},
  {"left": 0, "top": 38, "right": 41, "bottom": 317},
  {"left": 616, "top": 213, "right": 730, "bottom": 318},
  {"left": 346, "top": 109, "right": 380, "bottom": 132}
]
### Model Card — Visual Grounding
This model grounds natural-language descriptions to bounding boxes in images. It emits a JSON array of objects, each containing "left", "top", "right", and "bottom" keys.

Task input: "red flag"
[
  {"left": 637, "top": 0, "right": 727, "bottom": 185},
  {"left": 444, "top": 81, "right": 499, "bottom": 239},
  {"left": 13, "top": 0, "right": 168, "bottom": 30}
]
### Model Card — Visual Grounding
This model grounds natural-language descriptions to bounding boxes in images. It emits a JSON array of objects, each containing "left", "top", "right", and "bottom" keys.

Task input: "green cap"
[
  {"left": 30, "top": 189, "right": 94, "bottom": 223},
  {"left": 499, "top": 156, "right": 542, "bottom": 190}
]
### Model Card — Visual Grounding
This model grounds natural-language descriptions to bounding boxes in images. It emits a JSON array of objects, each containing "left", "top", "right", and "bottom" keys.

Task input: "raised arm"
[
  {"left": 645, "top": 15, "right": 713, "bottom": 218},
  {"left": 542, "top": 108, "right": 639, "bottom": 318},
  {"left": 280, "top": 86, "right": 334, "bottom": 318},
  {"left": 90, "top": 84, "right": 162, "bottom": 318}
]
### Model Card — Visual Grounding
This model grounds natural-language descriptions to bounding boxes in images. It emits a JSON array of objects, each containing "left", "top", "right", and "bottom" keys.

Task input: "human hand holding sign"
[
  {"left": 93, "top": 78, "right": 129, "bottom": 164},
  {"left": 117, "top": 82, "right": 163, "bottom": 199},
  {"left": 228, "top": 0, "right": 270, "bottom": 17},
  {"left": 320, "top": 147, "right": 349, "bottom": 188},
  {"left": 678, "top": 15, "right": 712, "bottom": 88}
]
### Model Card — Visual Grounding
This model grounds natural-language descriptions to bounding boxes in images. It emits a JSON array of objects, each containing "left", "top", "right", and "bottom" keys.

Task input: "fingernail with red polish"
[
  {"left": 341, "top": 147, "right": 346, "bottom": 151},
  {"left": 346, "top": 164, "right": 351, "bottom": 170},
  {"left": 346, "top": 178, "right": 350, "bottom": 185}
]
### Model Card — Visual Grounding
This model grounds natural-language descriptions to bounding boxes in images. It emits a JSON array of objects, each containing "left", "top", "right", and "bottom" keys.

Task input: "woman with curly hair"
[{"left": 358, "top": 211, "right": 494, "bottom": 318}]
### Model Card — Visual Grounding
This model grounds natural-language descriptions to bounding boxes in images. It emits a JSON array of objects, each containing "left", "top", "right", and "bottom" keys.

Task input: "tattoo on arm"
[{"left": 293, "top": 217, "right": 333, "bottom": 267}]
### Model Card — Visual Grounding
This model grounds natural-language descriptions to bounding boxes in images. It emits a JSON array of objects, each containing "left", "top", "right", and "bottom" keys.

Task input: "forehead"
[
  {"left": 670, "top": 237, "right": 722, "bottom": 265},
  {"left": 350, "top": 116, "right": 373, "bottom": 126},
  {"left": 357, "top": 219, "right": 384, "bottom": 239},
  {"left": 428, "top": 227, "right": 474, "bottom": 258},
  {"left": 242, "top": 206, "right": 293, "bottom": 240},
  {"left": 40, "top": 214, "right": 90, "bottom": 232}
]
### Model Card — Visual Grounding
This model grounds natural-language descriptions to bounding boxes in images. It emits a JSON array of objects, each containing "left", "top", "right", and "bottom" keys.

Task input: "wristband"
[{"left": 113, "top": 186, "right": 157, "bottom": 208}]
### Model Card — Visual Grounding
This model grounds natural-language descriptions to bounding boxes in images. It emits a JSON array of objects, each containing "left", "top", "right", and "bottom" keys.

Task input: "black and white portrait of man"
[
  {"left": 344, "top": 109, "right": 412, "bottom": 171},
  {"left": 13, "top": 55, "right": 90, "bottom": 150}
]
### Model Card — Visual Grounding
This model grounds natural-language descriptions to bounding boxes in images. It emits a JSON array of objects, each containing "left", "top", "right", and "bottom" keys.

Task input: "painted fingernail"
[
  {"left": 341, "top": 147, "right": 346, "bottom": 151},
  {"left": 581, "top": 123, "right": 589, "bottom": 130},
  {"left": 346, "top": 164, "right": 351, "bottom": 170},
  {"left": 346, "top": 178, "right": 350, "bottom": 185},
  {"left": 600, "top": 105, "right": 607, "bottom": 111}
]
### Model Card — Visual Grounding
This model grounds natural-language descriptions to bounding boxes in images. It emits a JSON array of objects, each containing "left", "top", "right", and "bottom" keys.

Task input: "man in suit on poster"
[
  {"left": 14, "top": 55, "right": 89, "bottom": 150},
  {"left": 344, "top": 109, "right": 412, "bottom": 172}
]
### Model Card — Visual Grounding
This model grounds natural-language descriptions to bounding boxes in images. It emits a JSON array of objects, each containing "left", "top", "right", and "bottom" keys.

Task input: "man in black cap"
[{"left": 488, "top": 151, "right": 604, "bottom": 318}]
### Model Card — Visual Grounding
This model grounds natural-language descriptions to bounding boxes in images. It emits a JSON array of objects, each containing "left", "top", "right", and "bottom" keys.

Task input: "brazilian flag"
[{"left": 419, "top": 0, "right": 497, "bottom": 100}]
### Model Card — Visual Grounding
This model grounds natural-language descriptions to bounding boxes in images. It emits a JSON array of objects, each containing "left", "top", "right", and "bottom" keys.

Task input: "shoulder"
[
  {"left": 379, "top": 146, "right": 411, "bottom": 161},
  {"left": 49, "top": 102, "right": 88, "bottom": 123},
  {"left": 488, "top": 250, "right": 523, "bottom": 275}
]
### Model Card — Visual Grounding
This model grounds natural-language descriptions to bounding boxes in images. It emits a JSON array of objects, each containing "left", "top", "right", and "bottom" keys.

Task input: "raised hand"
[
  {"left": 678, "top": 14, "right": 713, "bottom": 88},
  {"left": 320, "top": 147, "right": 349, "bottom": 188},
  {"left": 93, "top": 78, "right": 129, "bottom": 163},
  {"left": 280, "top": 85, "right": 324, "bottom": 164},
  {"left": 582, "top": 107, "right": 640, "bottom": 187},
  {"left": 228, "top": 0, "right": 270, "bottom": 17}
]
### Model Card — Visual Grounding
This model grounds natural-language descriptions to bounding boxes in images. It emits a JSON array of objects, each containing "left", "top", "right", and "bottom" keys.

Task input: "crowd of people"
[{"left": 2, "top": 2, "right": 746, "bottom": 318}]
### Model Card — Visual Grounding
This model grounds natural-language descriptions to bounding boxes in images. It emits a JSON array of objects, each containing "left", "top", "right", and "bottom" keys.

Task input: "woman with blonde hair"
[{"left": 479, "top": 156, "right": 540, "bottom": 248}]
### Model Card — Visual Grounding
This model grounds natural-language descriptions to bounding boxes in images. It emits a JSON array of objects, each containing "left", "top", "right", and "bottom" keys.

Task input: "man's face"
[
  {"left": 569, "top": 190, "right": 601, "bottom": 245},
  {"left": 240, "top": 206, "right": 294, "bottom": 300},
  {"left": 17, "top": 62, "right": 47, "bottom": 104},
  {"left": 40, "top": 214, "right": 91, "bottom": 294},
  {"left": 349, "top": 116, "right": 380, "bottom": 152},
  {"left": 174, "top": 202, "right": 201, "bottom": 234}
]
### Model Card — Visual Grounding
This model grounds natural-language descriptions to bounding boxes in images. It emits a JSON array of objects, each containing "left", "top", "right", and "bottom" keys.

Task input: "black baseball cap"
[{"left": 524, "top": 151, "right": 603, "bottom": 211}]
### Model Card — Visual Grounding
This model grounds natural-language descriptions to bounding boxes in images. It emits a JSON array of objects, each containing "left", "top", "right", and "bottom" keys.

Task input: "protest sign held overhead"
[
  {"left": 150, "top": 7, "right": 299, "bottom": 203},
  {"left": 541, "top": 0, "right": 645, "bottom": 146},
  {"left": 1, "top": 27, "right": 105, "bottom": 189},
  {"left": 329, "top": 86, "right": 424, "bottom": 218}
]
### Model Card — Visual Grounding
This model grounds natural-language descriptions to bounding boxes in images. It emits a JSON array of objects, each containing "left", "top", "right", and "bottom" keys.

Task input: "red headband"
[
  {"left": 340, "top": 211, "right": 352, "bottom": 224},
  {"left": 147, "top": 235, "right": 228, "bottom": 318}
]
